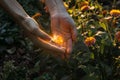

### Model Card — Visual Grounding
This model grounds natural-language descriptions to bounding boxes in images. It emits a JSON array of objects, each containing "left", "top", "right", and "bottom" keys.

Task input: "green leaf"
[
  {"left": 99, "top": 22, "right": 107, "bottom": 31},
  {"left": 6, "top": 47, "right": 16, "bottom": 54},
  {"left": 32, "top": 60, "right": 41, "bottom": 73},
  {"left": 90, "top": 53, "right": 94, "bottom": 60}
]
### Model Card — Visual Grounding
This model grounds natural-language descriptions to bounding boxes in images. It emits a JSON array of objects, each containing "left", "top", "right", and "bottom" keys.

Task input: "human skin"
[
  {"left": 44, "top": 0, "right": 77, "bottom": 57},
  {"left": 0, "top": 0, "right": 66, "bottom": 54},
  {"left": 0, "top": 0, "right": 52, "bottom": 41}
]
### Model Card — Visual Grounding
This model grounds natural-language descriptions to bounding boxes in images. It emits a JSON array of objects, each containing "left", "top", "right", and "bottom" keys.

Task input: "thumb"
[{"left": 64, "top": 39, "right": 72, "bottom": 59}]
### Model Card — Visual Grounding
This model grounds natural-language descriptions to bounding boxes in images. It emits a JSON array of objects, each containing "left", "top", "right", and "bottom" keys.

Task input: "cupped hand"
[{"left": 51, "top": 15, "right": 77, "bottom": 58}]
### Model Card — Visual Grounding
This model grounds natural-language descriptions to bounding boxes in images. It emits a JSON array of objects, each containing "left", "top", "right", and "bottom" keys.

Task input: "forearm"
[
  {"left": 0, "top": 0, "right": 29, "bottom": 20},
  {"left": 0, "top": 0, "right": 51, "bottom": 41},
  {"left": 44, "top": 0, "right": 67, "bottom": 16}
]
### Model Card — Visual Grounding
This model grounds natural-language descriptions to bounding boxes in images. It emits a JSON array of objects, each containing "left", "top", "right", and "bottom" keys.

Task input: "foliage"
[{"left": 0, "top": 0, "right": 120, "bottom": 80}]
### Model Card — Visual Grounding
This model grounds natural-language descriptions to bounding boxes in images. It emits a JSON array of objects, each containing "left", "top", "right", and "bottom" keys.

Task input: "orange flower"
[
  {"left": 115, "top": 31, "right": 120, "bottom": 42},
  {"left": 52, "top": 35, "right": 64, "bottom": 46},
  {"left": 80, "top": 1, "right": 89, "bottom": 7},
  {"left": 84, "top": 37, "right": 96, "bottom": 46},
  {"left": 81, "top": 5, "right": 90, "bottom": 11},
  {"left": 110, "top": 9, "right": 120, "bottom": 17}
]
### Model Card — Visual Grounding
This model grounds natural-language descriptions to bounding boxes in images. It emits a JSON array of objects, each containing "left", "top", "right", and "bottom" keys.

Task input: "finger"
[
  {"left": 22, "top": 17, "right": 51, "bottom": 41},
  {"left": 37, "top": 37, "right": 66, "bottom": 54},
  {"left": 65, "top": 39, "right": 72, "bottom": 58},
  {"left": 71, "top": 26, "right": 77, "bottom": 42},
  {"left": 44, "top": 6, "right": 49, "bottom": 13}
]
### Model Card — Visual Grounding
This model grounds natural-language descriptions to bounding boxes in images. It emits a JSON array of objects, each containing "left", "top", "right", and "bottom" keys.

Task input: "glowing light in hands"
[{"left": 51, "top": 35, "right": 64, "bottom": 46}]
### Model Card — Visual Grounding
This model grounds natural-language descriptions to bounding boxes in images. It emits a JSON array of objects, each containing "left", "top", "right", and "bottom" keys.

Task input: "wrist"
[{"left": 21, "top": 17, "right": 39, "bottom": 32}]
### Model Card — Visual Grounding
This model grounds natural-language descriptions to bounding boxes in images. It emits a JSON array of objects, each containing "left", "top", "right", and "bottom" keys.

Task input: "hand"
[
  {"left": 51, "top": 15, "right": 77, "bottom": 58},
  {"left": 0, "top": 0, "right": 66, "bottom": 56}
]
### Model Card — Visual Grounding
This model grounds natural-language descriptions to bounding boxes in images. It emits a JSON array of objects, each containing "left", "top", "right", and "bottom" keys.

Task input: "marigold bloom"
[
  {"left": 80, "top": 1, "right": 89, "bottom": 7},
  {"left": 81, "top": 5, "right": 89, "bottom": 11},
  {"left": 115, "top": 31, "right": 120, "bottom": 42},
  {"left": 110, "top": 9, "right": 120, "bottom": 17},
  {"left": 84, "top": 37, "right": 96, "bottom": 46}
]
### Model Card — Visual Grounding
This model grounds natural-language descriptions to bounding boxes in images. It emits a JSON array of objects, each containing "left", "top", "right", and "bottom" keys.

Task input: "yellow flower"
[
  {"left": 110, "top": 9, "right": 120, "bottom": 17},
  {"left": 84, "top": 37, "right": 96, "bottom": 46},
  {"left": 81, "top": 5, "right": 89, "bottom": 11},
  {"left": 115, "top": 31, "right": 120, "bottom": 42}
]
